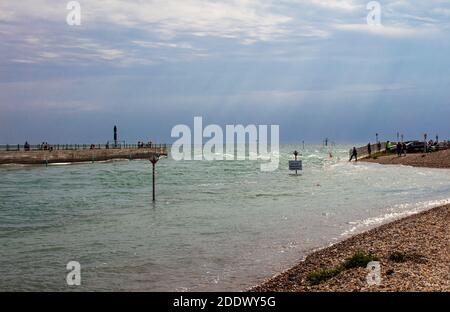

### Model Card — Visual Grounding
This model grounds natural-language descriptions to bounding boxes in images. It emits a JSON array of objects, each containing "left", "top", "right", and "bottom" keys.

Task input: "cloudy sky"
[{"left": 0, "top": 0, "right": 449, "bottom": 144}]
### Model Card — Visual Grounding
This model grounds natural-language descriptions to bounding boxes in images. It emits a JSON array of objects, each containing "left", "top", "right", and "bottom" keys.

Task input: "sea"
[{"left": 1, "top": 144, "right": 449, "bottom": 291}]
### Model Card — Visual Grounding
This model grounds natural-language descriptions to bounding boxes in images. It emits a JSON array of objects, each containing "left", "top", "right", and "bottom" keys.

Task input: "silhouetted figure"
[
  {"left": 367, "top": 143, "right": 371, "bottom": 156},
  {"left": 349, "top": 147, "right": 358, "bottom": 162}
]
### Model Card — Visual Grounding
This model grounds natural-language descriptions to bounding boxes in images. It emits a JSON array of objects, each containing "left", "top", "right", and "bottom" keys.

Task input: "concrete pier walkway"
[{"left": 0, "top": 147, "right": 168, "bottom": 165}]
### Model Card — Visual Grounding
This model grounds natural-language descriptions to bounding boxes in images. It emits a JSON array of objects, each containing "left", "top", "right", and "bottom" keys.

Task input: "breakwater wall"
[
  {"left": 0, "top": 147, "right": 168, "bottom": 165},
  {"left": 349, "top": 142, "right": 387, "bottom": 159}
]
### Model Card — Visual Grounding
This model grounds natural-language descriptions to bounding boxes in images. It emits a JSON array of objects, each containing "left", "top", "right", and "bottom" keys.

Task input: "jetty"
[
  {"left": 348, "top": 142, "right": 387, "bottom": 160},
  {"left": 0, "top": 143, "right": 168, "bottom": 165}
]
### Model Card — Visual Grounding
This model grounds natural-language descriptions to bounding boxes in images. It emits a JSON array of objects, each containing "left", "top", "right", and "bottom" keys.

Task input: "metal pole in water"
[
  {"left": 294, "top": 150, "right": 298, "bottom": 175},
  {"left": 150, "top": 153, "right": 160, "bottom": 202},
  {"left": 152, "top": 162, "right": 155, "bottom": 201}
]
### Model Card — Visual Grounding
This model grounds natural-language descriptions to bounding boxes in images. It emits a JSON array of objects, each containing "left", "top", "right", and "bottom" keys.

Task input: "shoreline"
[
  {"left": 250, "top": 149, "right": 450, "bottom": 292},
  {"left": 251, "top": 203, "right": 449, "bottom": 292},
  {"left": 361, "top": 149, "right": 450, "bottom": 169}
]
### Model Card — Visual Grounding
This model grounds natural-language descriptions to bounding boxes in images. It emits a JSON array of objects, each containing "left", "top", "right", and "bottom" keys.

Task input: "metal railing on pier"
[{"left": 0, "top": 143, "right": 168, "bottom": 153}]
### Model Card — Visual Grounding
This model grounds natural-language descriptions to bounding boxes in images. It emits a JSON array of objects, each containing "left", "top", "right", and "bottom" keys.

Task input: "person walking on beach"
[
  {"left": 349, "top": 147, "right": 358, "bottom": 162},
  {"left": 367, "top": 143, "right": 371, "bottom": 157},
  {"left": 397, "top": 142, "right": 402, "bottom": 157}
]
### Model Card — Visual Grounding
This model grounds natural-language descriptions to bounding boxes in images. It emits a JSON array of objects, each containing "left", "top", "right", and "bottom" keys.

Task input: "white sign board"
[{"left": 289, "top": 160, "right": 302, "bottom": 171}]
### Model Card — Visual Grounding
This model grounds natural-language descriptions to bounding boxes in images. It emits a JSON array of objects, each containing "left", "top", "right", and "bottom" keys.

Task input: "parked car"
[
  {"left": 405, "top": 141, "right": 425, "bottom": 153},
  {"left": 435, "top": 142, "right": 449, "bottom": 151}
]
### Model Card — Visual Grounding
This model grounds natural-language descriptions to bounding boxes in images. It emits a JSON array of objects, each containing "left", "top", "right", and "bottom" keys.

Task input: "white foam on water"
[
  {"left": 0, "top": 163, "right": 33, "bottom": 167},
  {"left": 48, "top": 162, "right": 72, "bottom": 166},
  {"left": 341, "top": 198, "right": 450, "bottom": 237}
]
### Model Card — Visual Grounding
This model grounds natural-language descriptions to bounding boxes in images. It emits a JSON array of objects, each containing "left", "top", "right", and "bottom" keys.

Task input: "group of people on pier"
[
  {"left": 40, "top": 142, "right": 52, "bottom": 151},
  {"left": 392, "top": 141, "right": 407, "bottom": 157},
  {"left": 137, "top": 141, "right": 152, "bottom": 148}
]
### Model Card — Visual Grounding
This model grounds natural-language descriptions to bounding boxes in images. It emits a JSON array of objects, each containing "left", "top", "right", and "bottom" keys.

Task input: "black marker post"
[
  {"left": 150, "top": 153, "right": 160, "bottom": 202},
  {"left": 294, "top": 150, "right": 298, "bottom": 175}
]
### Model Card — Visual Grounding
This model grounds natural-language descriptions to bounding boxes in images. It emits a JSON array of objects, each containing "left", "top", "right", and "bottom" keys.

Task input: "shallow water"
[{"left": 0, "top": 144, "right": 449, "bottom": 291}]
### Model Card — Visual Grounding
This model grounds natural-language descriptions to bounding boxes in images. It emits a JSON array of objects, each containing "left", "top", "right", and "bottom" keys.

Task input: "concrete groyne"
[
  {"left": 0, "top": 147, "right": 168, "bottom": 165},
  {"left": 349, "top": 142, "right": 387, "bottom": 160}
]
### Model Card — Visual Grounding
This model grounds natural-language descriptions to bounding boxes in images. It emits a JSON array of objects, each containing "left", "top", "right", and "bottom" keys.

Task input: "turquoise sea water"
[{"left": 1, "top": 144, "right": 449, "bottom": 291}]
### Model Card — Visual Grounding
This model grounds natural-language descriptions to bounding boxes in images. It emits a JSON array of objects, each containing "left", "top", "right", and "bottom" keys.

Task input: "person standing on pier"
[
  {"left": 349, "top": 147, "right": 358, "bottom": 162},
  {"left": 386, "top": 141, "right": 392, "bottom": 153},
  {"left": 397, "top": 142, "right": 402, "bottom": 157}
]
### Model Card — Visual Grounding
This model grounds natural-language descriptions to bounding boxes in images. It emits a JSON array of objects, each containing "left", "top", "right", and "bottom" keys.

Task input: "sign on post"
[
  {"left": 289, "top": 160, "right": 302, "bottom": 171},
  {"left": 290, "top": 150, "right": 302, "bottom": 175}
]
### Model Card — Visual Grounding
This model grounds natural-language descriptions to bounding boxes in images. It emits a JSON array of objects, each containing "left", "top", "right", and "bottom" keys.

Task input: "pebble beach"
[
  {"left": 363, "top": 149, "right": 450, "bottom": 169},
  {"left": 252, "top": 204, "right": 449, "bottom": 292}
]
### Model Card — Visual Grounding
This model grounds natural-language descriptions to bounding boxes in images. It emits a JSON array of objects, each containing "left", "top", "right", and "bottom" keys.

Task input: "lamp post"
[
  {"left": 114, "top": 125, "right": 118, "bottom": 148},
  {"left": 150, "top": 153, "right": 160, "bottom": 201},
  {"left": 424, "top": 133, "right": 427, "bottom": 153}
]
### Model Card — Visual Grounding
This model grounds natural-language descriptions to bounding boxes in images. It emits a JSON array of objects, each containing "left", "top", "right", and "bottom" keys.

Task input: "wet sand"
[
  {"left": 251, "top": 204, "right": 449, "bottom": 292},
  {"left": 362, "top": 149, "right": 450, "bottom": 169}
]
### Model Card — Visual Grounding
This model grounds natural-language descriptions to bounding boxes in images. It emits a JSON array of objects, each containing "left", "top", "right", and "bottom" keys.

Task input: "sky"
[{"left": 0, "top": 0, "right": 449, "bottom": 144}]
